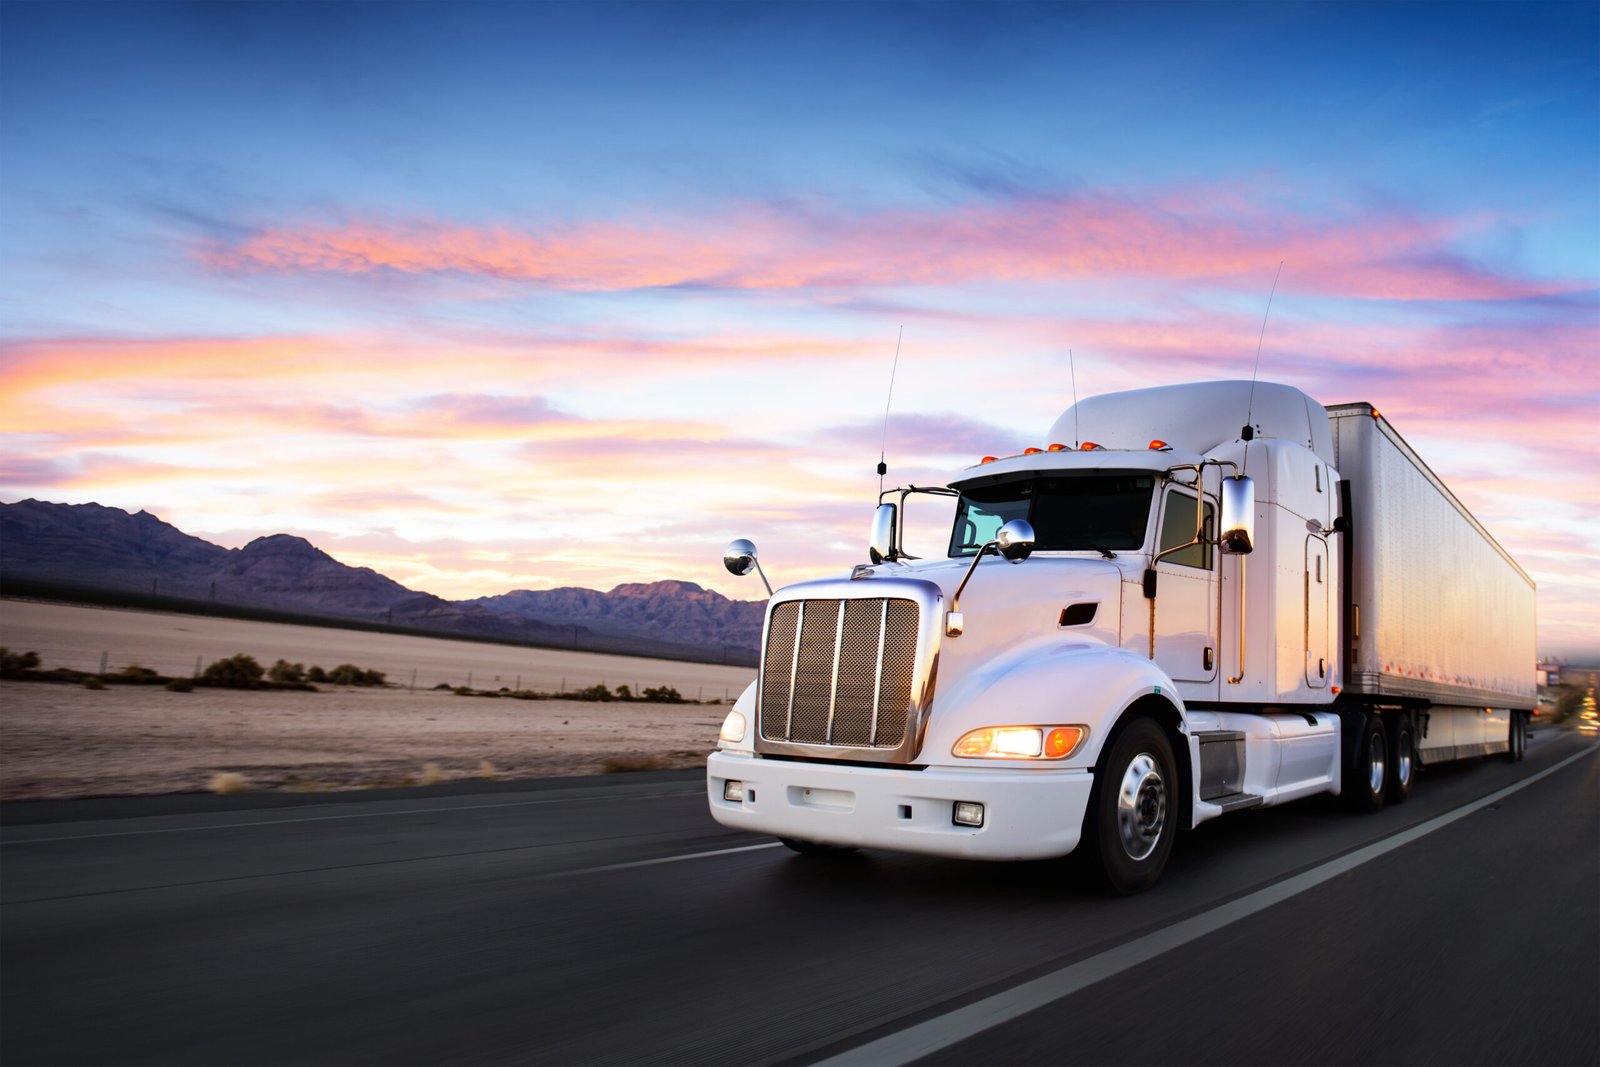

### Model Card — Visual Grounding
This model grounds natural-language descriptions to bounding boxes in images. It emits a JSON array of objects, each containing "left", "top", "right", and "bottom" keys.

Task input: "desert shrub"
[
  {"left": 453, "top": 685, "right": 474, "bottom": 696},
  {"left": 202, "top": 653, "right": 265, "bottom": 688},
  {"left": 419, "top": 762, "right": 447, "bottom": 786},
  {"left": 208, "top": 772, "right": 250, "bottom": 795},
  {"left": 641, "top": 686, "right": 684, "bottom": 703},
  {"left": 0, "top": 648, "right": 41, "bottom": 676},
  {"left": 326, "top": 663, "right": 386, "bottom": 686},
  {"left": 615, "top": 684, "right": 634, "bottom": 701},
  {"left": 570, "top": 683, "right": 614, "bottom": 702},
  {"left": 602, "top": 754, "right": 675, "bottom": 773},
  {"left": 118, "top": 664, "right": 162, "bottom": 683},
  {"left": 432, "top": 682, "right": 452, "bottom": 690},
  {"left": 268, "top": 659, "right": 307, "bottom": 684},
  {"left": 478, "top": 759, "right": 498, "bottom": 779},
  {"left": 83, "top": 676, "right": 106, "bottom": 690},
  {"left": 307, "top": 665, "right": 329, "bottom": 683},
  {"left": 166, "top": 678, "right": 195, "bottom": 693}
]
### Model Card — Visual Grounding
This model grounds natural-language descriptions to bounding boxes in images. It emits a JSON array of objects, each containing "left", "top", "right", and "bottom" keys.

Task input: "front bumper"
[{"left": 706, "top": 750, "right": 1094, "bottom": 861}]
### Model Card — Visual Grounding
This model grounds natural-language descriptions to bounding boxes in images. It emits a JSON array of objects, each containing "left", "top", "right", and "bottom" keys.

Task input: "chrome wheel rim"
[
  {"left": 1368, "top": 732, "right": 1386, "bottom": 795},
  {"left": 1396, "top": 733, "right": 1413, "bottom": 787},
  {"left": 1116, "top": 753, "right": 1167, "bottom": 862}
]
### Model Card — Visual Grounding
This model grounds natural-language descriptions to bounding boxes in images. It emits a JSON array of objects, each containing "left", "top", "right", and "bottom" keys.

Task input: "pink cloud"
[{"left": 197, "top": 193, "right": 1582, "bottom": 301}]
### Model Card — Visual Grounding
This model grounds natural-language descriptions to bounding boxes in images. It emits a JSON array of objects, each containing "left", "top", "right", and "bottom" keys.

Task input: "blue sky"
[{"left": 2, "top": 1, "right": 1597, "bottom": 656}]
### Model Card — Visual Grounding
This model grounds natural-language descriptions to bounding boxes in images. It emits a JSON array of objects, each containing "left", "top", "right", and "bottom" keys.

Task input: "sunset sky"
[{"left": 2, "top": 1, "right": 1596, "bottom": 658}]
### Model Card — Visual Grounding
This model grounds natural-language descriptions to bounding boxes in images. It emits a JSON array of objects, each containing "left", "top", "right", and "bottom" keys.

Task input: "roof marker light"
[
  {"left": 1023, "top": 447, "right": 1043, "bottom": 455},
  {"left": 979, "top": 455, "right": 998, "bottom": 464},
  {"left": 1047, "top": 443, "right": 1067, "bottom": 452},
  {"left": 1080, "top": 441, "right": 1103, "bottom": 451},
  {"left": 1149, "top": 439, "right": 1170, "bottom": 450}
]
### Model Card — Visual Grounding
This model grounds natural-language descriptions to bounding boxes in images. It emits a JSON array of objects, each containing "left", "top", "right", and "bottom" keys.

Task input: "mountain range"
[{"left": 0, "top": 499, "right": 765, "bottom": 664}]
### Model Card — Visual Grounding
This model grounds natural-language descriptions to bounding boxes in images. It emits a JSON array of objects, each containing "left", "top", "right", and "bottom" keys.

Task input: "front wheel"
[{"left": 1086, "top": 717, "right": 1177, "bottom": 895}]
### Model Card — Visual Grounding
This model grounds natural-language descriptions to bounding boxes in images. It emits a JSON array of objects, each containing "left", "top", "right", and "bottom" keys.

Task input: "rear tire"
[
  {"left": 1385, "top": 714, "right": 1415, "bottom": 805},
  {"left": 1506, "top": 711, "right": 1527, "bottom": 762},
  {"left": 1086, "top": 717, "right": 1177, "bottom": 895},
  {"left": 1345, "top": 713, "right": 1387, "bottom": 812}
]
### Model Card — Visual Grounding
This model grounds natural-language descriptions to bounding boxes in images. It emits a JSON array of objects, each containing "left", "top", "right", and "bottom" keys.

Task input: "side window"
[{"left": 1159, "top": 491, "right": 1215, "bottom": 570}]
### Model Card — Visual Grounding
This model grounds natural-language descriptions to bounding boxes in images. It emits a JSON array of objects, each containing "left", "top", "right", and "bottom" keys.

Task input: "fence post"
[
  {"left": 194, "top": 655, "right": 201, "bottom": 678},
  {"left": 410, "top": 667, "right": 418, "bottom": 692},
  {"left": 99, "top": 651, "right": 108, "bottom": 675}
]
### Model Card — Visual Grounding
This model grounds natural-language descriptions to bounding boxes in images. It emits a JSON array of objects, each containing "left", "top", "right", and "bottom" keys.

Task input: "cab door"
[
  {"left": 1152, "top": 488, "right": 1218, "bottom": 686},
  {"left": 1305, "top": 536, "right": 1329, "bottom": 688}
]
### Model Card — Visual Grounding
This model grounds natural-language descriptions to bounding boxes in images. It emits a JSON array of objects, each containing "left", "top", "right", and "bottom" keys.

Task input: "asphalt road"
[{"left": 2, "top": 730, "right": 1595, "bottom": 1066}]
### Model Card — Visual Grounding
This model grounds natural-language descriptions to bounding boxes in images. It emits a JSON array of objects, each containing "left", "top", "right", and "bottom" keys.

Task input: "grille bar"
[{"left": 869, "top": 599, "right": 887, "bottom": 746}]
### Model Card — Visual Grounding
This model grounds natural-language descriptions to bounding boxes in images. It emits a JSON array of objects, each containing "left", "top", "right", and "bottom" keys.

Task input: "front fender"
[{"left": 921, "top": 637, "right": 1185, "bottom": 769}]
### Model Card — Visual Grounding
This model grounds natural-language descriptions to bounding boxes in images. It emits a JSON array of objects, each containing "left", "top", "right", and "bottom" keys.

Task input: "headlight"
[
  {"left": 953, "top": 725, "right": 1087, "bottom": 760},
  {"left": 719, "top": 709, "right": 747, "bottom": 744}
]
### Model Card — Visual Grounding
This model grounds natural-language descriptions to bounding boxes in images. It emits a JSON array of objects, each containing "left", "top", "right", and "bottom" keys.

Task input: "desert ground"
[{"left": 0, "top": 599, "right": 755, "bottom": 800}]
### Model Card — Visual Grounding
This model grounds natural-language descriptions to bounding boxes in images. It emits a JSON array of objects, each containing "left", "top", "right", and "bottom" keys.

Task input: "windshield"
[{"left": 948, "top": 474, "right": 1156, "bottom": 556}]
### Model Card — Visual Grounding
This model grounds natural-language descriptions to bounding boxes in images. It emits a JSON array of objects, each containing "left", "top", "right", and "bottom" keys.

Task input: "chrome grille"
[{"left": 759, "top": 597, "right": 921, "bottom": 749}]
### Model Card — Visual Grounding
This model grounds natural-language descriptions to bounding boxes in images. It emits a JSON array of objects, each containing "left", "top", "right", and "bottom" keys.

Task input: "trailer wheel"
[
  {"left": 779, "top": 838, "right": 856, "bottom": 856},
  {"left": 1385, "top": 714, "right": 1415, "bottom": 805},
  {"left": 1087, "top": 717, "right": 1177, "bottom": 895},
  {"left": 1506, "top": 712, "right": 1527, "bottom": 763},
  {"left": 1345, "top": 714, "right": 1387, "bottom": 812}
]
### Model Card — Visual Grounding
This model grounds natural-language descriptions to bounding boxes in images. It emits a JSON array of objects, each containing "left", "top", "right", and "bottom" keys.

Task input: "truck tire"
[
  {"left": 1385, "top": 714, "right": 1415, "bottom": 805},
  {"left": 1506, "top": 711, "right": 1527, "bottom": 763},
  {"left": 1086, "top": 717, "right": 1177, "bottom": 895},
  {"left": 1345, "top": 713, "right": 1387, "bottom": 812}
]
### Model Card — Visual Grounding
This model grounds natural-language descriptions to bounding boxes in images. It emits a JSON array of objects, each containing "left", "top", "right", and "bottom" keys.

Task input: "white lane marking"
[
  {"left": 0, "top": 789, "right": 704, "bottom": 845},
  {"left": 544, "top": 841, "right": 784, "bottom": 880},
  {"left": 813, "top": 745, "right": 1597, "bottom": 1067}
]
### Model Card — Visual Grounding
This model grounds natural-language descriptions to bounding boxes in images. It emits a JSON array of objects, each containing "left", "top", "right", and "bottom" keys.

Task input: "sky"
[{"left": 1, "top": 1, "right": 1596, "bottom": 659}]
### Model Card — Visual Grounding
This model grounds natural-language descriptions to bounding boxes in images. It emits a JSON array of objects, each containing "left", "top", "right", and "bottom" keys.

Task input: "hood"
[{"left": 849, "top": 553, "right": 1129, "bottom": 674}]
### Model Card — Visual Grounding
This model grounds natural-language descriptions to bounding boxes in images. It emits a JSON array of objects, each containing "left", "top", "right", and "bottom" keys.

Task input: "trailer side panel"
[{"left": 1328, "top": 404, "right": 1535, "bottom": 709}]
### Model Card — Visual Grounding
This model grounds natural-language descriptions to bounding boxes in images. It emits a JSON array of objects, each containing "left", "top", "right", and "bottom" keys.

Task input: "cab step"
[{"left": 1209, "top": 791, "right": 1264, "bottom": 813}]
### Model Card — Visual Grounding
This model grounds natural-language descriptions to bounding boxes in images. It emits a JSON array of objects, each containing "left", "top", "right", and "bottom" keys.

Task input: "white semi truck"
[{"left": 707, "top": 380, "right": 1536, "bottom": 892}]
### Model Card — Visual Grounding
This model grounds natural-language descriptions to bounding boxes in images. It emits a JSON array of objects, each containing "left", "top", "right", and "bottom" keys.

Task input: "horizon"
[{"left": 2, "top": 2, "right": 1596, "bottom": 659}]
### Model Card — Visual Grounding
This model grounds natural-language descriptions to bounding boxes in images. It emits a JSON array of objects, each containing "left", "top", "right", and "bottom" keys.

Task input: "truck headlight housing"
[
  {"left": 719, "top": 710, "right": 747, "bottom": 744},
  {"left": 953, "top": 725, "right": 1087, "bottom": 760}
]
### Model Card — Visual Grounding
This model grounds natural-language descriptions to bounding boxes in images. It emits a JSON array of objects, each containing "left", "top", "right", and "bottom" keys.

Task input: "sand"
[{"left": 0, "top": 599, "right": 755, "bottom": 801}]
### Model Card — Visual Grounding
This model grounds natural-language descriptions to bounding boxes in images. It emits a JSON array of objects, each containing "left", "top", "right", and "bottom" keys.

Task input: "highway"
[{"left": 2, "top": 730, "right": 1595, "bottom": 1066}]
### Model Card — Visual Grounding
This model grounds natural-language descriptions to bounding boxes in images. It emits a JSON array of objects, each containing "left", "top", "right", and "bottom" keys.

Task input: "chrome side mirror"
[
  {"left": 1219, "top": 475, "right": 1255, "bottom": 554},
  {"left": 995, "top": 519, "right": 1035, "bottom": 562},
  {"left": 868, "top": 503, "right": 897, "bottom": 564},
  {"left": 947, "top": 519, "right": 1036, "bottom": 636},
  {"left": 722, "top": 538, "right": 773, "bottom": 596}
]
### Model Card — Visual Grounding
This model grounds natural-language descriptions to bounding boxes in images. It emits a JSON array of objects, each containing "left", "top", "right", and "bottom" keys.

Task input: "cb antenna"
[
  {"left": 877, "top": 325, "right": 903, "bottom": 494},
  {"left": 1243, "top": 261, "right": 1284, "bottom": 445},
  {"left": 1069, "top": 349, "right": 1080, "bottom": 449}
]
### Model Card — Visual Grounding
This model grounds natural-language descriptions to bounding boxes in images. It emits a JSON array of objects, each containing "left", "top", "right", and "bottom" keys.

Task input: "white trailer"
[{"left": 708, "top": 381, "right": 1536, "bottom": 892}]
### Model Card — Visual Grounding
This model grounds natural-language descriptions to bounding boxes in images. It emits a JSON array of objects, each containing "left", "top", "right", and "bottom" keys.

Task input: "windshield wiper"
[{"left": 1085, "top": 545, "right": 1118, "bottom": 559}]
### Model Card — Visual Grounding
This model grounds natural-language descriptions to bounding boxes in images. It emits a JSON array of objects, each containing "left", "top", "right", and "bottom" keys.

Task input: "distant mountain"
[
  {"left": 470, "top": 580, "right": 765, "bottom": 652},
  {"left": 0, "top": 499, "right": 764, "bottom": 662}
]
